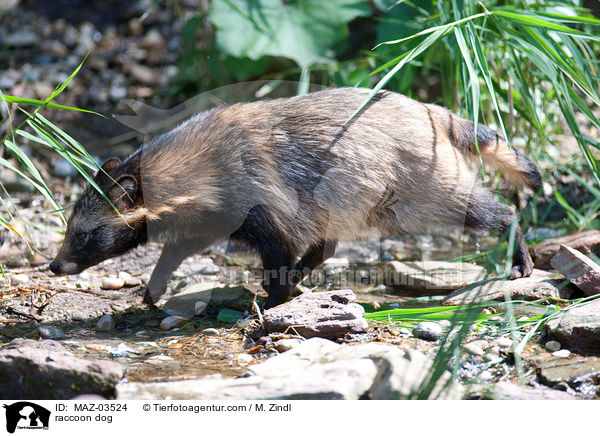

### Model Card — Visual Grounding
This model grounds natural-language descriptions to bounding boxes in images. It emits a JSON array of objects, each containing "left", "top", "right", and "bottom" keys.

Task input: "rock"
[
  {"left": 385, "top": 261, "right": 488, "bottom": 292},
  {"left": 124, "top": 278, "right": 141, "bottom": 287},
  {"left": 201, "top": 328, "right": 219, "bottom": 336},
  {"left": 537, "top": 356, "right": 600, "bottom": 390},
  {"left": 236, "top": 354, "right": 254, "bottom": 365},
  {"left": 194, "top": 301, "right": 207, "bottom": 316},
  {"left": 0, "top": 339, "right": 123, "bottom": 399},
  {"left": 274, "top": 338, "right": 302, "bottom": 352},
  {"left": 495, "top": 337, "right": 513, "bottom": 348},
  {"left": 117, "top": 338, "right": 463, "bottom": 400},
  {"left": 264, "top": 289, "right": 368, "bottom": 339},
  {"left": 125, "top": 62, "right": 155, "bottom": 84},
  {"left": 39, "top": 40, "right": 68, "bottom": 57},
  {"left": 0, "top": 77, "right": 16, "bottom": 89},
  {"left": 109, "top": 84, "right": 127, "bottom": 101},
  {"left": 53, "top": 160, "right": 78, "bottom": 178},
  {"left": 32, "top": 81, "right": 54, "bottom": 99},
  {"left": 551, "top": 245, "right": 600, "bottom": 296},
  {"left": 36, "top": 325, "right": 65, "bottom": 339},
  {"left": 546, "top": 298, "right": 600, "bottom": 353},
  {"left": 140, "top": 29, "right": 166, "bottom": 49},
  {"left": 476, "top": 381, "right": 576, "bottom": 400},
  {"left": 5, "top": 30, "right": 37, "bottom": 47},
  {"left": 160, "top": 316, "right": 188, "bottom": 330},
  {"left": 96, "top": 315, "right": 115, "bottom": 332},
  {"left": 101, "top": 277, "right": 124, "bottom": 290},
  {"left": 530, "top": 230, "right": 600, "bottom": 268},
  {"left": 463, "top": 340, "right": 488, "bottom": 356},
  {"left": 160, "top": 283, "right": 256, "bottom": 318},
  {"left": 545, "top": 340, "right": 561, "bottom": 352},
  {"left": 443, "top": 269, "right": 560, "bottom": 305},
  {"left": 10, "top": 273, "right": 28, "bottom": 286},
  {"left": 128, "top": 18, "right": 143, "bottom": 35},
  {"left": 118, "top": 271, "right": 132, "bottom": 281},
  {"left": 552, "top": 349, "right": 571, "bottom": 358},
  {"left": 412, "top": 322, "right": 443, "bottom": 341}
]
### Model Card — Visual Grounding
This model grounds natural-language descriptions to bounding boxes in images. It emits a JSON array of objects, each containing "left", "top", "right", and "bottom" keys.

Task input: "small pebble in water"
[
  {"left": 552, "top": 349, "right": 571, "bottom": 358},
  {"left": 463, "top": 342, "right": 485, "bottom": 356},
  {"left": 478, "top": 370, "right": 493, "bottom": 381},
  {"left": 101, "top": 277, "right": 124, "bottom": 290},
  {"left": 202, "top": 328, "right": 219, "bottom": 336},
  {"left": 545, "top": 340, "right": 561, "bottom": 352},
  {"left": 159, "top": 316, "right": 188, "bottom": 330},
  {"left": 36, "top": 325, "right": 65, "bottom": 339},
  {"left": 124, "top": 278, "right": 142, "bottom": 287},
  {"left": 96, "top": 314, "right": 115, "bottom": 332},
  {"left": 118, "top": 271, "right": 132, "bottom": 280},
  {"left": 413, "top": 322, "right": 443, "bottom": 341}
]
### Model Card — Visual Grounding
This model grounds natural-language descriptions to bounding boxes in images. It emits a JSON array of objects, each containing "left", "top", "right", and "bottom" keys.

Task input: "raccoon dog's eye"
[{"left": 73, "top": 231, "right": 89, "bottom": 249}]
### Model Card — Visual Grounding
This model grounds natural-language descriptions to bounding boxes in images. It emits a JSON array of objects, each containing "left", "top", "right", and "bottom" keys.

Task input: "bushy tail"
[{"left": 448, "top": 115, "right": 542, "bottom": 190}]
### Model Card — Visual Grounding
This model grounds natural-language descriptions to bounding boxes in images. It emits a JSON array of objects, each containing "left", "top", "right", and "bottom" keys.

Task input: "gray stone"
[
  {"left": 201, "top": 328, "right": 219, "bottom": 336},
  {"left": 5, "top": 30, "right": 37, "bottom": 47},
  {"left": 0, "top": 339, "right": 123, "bottom": 399},
  {"left": 160, "top": 316, "right": 188, "bottom": 330},
  {"left": 36, "top": 325, "right": 65, "bottom": 339},
  {"left": 546, "top": 298, "right": 600, "bottom": 353},
  {"left": 476, "top": 382, "right": 576, "bottom": 400},
  {"left": 117, "top": 338, "right": 464, "bottom": 400},
  {"left": 96, "top": 315, "right": 115, "bottom": 332},
  {"left": 551, "top": 245, "right": 600, "bottom": 296},
  {"left": 264, "top": 289, "right": 368, "bottom": 339},
  {"left": 385, "top": 261, "right": 488, "bottom": 291},
  {"left": 274, "top": 338, "right": 302, "bottom": 352},
  {"left": 412, "top": 322, "right": 443, "bottom": 341},
  {"left": 160, "top": 283, "right": 255, "bottom": 318},
  {"left": 538, "top": 356, "right": 600, "bottom": 389},
  {"left": 0, "top": 77, "right": 15, "bottom": 89},
  {"left": 53, "top": 160, "right": 78, "bottom": 178},
  {"left": 443, "top": 269, "right": 560, "bottom": 305},
  {"left": 545, "top": 340, "right": 561, "bottom": 352}
]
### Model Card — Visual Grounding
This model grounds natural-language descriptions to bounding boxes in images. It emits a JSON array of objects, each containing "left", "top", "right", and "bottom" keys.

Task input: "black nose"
[{"left": 49, "top": 261, "right": 61, "bottom": 275}]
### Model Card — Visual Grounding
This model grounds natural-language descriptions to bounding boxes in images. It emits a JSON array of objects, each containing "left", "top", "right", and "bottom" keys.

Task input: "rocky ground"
[{"left": 1, "top": 0, "right": 600, "bottom": 400}]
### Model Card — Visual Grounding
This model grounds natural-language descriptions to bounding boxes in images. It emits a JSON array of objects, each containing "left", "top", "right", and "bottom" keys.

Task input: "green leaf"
[{"left": 208, "top": 0, "right": 372, "bottom": 67}]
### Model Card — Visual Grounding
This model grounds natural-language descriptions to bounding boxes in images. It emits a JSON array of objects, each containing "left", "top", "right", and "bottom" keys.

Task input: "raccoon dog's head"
[{"left": 50, "top": 158, "right": 146, "bottom": 275}]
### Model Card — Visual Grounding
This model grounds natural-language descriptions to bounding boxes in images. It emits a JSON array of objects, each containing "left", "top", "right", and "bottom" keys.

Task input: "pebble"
[
  {"left": 201, "top": 328, "right": 219, "bottom": 336},
  {"left": 478, "top": 370, "right": 493, "bottom": 381},
  {"left": 101, "top": 277, "right": 125, "bottom": 290},
  {"left": 146, "top": 354, "right": 173, "bottom": 361},
  {"left": 127, "top": 62, "right": 155, "bottom": 84},
  {"left": 135, "top": 330, "right": 150, "bottom": 338},
  {"left": 412, "top": 322, "right": 443, "bottom": 341},
  {"left": 545, "top": 340, "right": 561, "bottom": 352},
  {"left": 463, "top": 342, "right": 485, "bottom": 356},
  {"left": 274, "top": 338, "right": 302, "bottom": 352},
  {"left": 236, "top": 353, "right": 254, "bottom": 365},
  {"left": 194, "top": 301, "right": 208, "bottom": 316},
  {"left": 53, "top": 160, "right": 78, "bottom": 178},
  {"left": 124, "top": 278, "right": 142, "bottom": 287},
  {"left": 0, "top": 77, "right": 16, "bottom": 89},
  {"left": 552, "top": 349, "right": 571, "bottom": 358},
  {"left": 438, "top": 320, "right": 451, "bottom": 330},
  {"left": 96, "top": 314, "right": 115, "bottom": 332},
  {"left": 36, "top": 325, "right": 65, "bottom": 339},
  {"left": 159, "top": 316, "right": 188, "bottom": 330},
  {"left": 494, "top": 337, "right": 513, "bottom": 348},
  {"left": 10, "top": 274, "right": 29, "bottom": 286},
  {"left": 118, "top": 272, "right": 132, "bottom": 280},
  {"left": 109, "top": 84, "right": 127, "bottom": 101},
  {"left": 6, "top": 30, "right": 37, "bottom": 47}
]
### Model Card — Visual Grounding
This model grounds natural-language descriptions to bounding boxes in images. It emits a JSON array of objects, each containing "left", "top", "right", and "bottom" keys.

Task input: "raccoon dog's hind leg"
[{"left": 464, "top": 188, "right": 534, "bottom": 279}]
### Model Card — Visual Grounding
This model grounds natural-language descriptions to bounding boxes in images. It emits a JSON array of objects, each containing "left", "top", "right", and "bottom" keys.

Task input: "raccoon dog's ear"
[
  {"left": 96, "top": 157, "right": 122, "bottom": 176},
  {"left": 109, "top": 174, "right": 138, "bottom": 206}
]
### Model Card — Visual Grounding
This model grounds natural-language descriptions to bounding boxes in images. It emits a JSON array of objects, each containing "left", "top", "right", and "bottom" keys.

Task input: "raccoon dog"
[{"left": 50, "top": 87, "right": 541, "bottom": 308}]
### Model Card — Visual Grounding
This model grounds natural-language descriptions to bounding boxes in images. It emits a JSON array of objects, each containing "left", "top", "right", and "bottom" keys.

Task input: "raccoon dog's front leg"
[{"left": 143, "top": 238, "right": 212, "bottom": 305}]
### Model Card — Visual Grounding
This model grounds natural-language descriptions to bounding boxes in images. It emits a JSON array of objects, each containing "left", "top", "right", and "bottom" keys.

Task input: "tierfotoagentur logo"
[{"left": 3, "top": 402, "right": 50, "bottom": 434}]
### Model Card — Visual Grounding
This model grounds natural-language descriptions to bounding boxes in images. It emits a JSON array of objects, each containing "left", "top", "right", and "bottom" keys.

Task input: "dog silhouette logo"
[{"left": 3, "top": 402, "right": 50, "bottom": 433}]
